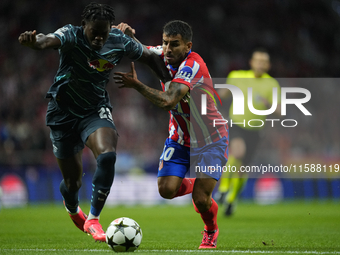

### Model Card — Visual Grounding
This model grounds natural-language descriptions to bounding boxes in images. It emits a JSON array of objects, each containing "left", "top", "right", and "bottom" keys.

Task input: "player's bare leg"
[
  {"left": 158, "top": 176, "right": 195, "bottom": 199},
  {"left": 192, "top": 176, "right": 219, "bottom": 249},
  {"left": 158, "top": 176, "right": 183, "bottom": 199},
  {"left": 57, "top": 151, "right": 88, "bottom": 232},
  {"left": 84, "top": 127, "right": 118, "bottom": 242}
]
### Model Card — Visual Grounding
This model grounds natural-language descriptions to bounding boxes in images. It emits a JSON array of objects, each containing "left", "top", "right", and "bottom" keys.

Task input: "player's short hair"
[
  {"left": 163, "top": 20, "right": 193, "bottom": 42},
  {"left": 252, "top": 47, "right": 270, "bottom": 56},
  {"left": 82, "top": 2, "right": 115, "bottom": 25}
]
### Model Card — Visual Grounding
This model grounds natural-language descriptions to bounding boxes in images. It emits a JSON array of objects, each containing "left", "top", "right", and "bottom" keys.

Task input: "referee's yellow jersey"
[{"left": 227, "top": 70, "right": 281, "bottom": 130}]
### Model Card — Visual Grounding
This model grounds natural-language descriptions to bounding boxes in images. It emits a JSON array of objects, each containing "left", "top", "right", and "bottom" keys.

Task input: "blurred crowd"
[{"left": 1, "top": 0, "right": 340, "bottom": 172}]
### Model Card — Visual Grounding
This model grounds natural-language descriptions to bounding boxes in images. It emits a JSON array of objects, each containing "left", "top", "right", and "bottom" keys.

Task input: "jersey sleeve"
[
  {"left": 121, "top": 34, "right": 143, "bottom": 60},
  {"left": 52, "top": 24, "right": 76, "bottom": 51},
  {"left": 147, "top": 45, "right": 164, "bottom": 57},
  {"left": 172, "top": 60, "right": 200, "bottom": 88}
]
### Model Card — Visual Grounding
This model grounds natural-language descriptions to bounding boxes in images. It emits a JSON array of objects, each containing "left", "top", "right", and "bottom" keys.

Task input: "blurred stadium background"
[{"left": 1, "top": 0, "right": 340, "bottom": 208}]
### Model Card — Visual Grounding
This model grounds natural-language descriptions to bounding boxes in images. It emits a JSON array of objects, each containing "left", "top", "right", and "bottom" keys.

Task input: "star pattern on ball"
[
  {"left": 114, "top": 219, "right": 129, "bottom": 234},
  {"left": 106, "top": 235, "right": 118, "bottom": 247},
  {"left": 106, "top": 218, "right": 142, "bottom": 252},
  {"left": 122, "top": 235, "right": 137, "bottom": 250}
]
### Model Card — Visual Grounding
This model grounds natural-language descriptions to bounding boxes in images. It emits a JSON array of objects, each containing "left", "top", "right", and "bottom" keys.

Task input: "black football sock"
[
  {"left": 60, "top": 179, "right": 79, "bottom": 214},
  {"left": 90, "top": 151, "right": 116, "bottom": 217}
]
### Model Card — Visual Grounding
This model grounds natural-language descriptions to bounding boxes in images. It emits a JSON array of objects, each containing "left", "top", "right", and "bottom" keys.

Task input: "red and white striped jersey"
[{"left": 148, "top": 46, "right": 229, "bottom": 148}]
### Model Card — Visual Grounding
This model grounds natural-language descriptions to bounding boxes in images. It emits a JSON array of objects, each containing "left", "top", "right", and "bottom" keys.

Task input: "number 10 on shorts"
[{"left": 160, "top": 146, "right": 175, "bottom": 161}]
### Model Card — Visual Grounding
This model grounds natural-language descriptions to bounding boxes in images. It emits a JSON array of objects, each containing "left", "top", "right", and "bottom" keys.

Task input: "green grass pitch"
[{"left": 0, "top": 201, "right": 339, "bottom": 254}]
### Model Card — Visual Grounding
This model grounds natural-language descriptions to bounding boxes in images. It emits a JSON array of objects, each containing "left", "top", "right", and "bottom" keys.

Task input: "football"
[{"left": 106, "top": 217, "right": 142, "bottom": 252}]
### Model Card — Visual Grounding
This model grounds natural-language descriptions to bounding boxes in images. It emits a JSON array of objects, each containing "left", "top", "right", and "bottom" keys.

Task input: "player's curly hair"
[
  {"left": 163, "top": 20, "right": 193, "bottom": 42},
  {"left": 82, "top": 2, "right": 115, "bottom": 25}
]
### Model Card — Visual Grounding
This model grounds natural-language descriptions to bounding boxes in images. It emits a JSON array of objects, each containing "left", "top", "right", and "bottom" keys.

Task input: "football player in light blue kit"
[{"left": 18, "top": 2, "right": 170, "bottom": 242}]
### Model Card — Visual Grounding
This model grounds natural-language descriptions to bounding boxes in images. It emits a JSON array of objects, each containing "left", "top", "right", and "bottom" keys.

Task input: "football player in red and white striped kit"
[{"left": 114, "top": 20, "right": 229, "bottom": 249}]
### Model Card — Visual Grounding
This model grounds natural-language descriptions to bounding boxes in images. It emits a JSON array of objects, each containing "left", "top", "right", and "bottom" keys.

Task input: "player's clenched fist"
[
  {"left": 18, "top": 30, "right": 37, "bottom": 47},
  {"left": 18, "top": 30, "right": 60, "bottom": 50},
  {"left": 112, "top": 23, "right": 135, "bottom": 38}
]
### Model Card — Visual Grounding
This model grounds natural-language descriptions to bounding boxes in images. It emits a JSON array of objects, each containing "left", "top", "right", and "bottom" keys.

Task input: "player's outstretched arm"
[
  {"left": 114, "top": 22, "right": 171, "bottom": 84},
  {"left": 18, "top": 30, "right": 61, "bottom": 50},
  {"left": 138, "top": 46, "right": 172, "bottom": 84},
  {"left": 114, "top": 62, "right": 188, "bottom": 111}
]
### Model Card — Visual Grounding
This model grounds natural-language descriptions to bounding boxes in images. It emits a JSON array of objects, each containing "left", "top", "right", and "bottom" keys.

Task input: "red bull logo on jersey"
[{"left": 88, "top": 58, "right": 115, "bottom": 72}]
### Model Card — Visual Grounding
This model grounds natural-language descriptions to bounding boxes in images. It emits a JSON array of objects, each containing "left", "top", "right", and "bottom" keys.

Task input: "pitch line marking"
[
  {"left": 142, "top": 250, "right": 340, "bottom": 254},
  {"left": 1, "top": 249, "right": 340, "bottom": 254}
]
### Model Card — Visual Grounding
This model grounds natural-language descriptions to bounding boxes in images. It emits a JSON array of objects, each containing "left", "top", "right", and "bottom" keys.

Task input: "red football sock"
[
  {"left": 174, "top": 178, "right": 196, "bottom": 198},
  {"left": 193, "top": 198, "right": 218, "bottom": 232}
]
